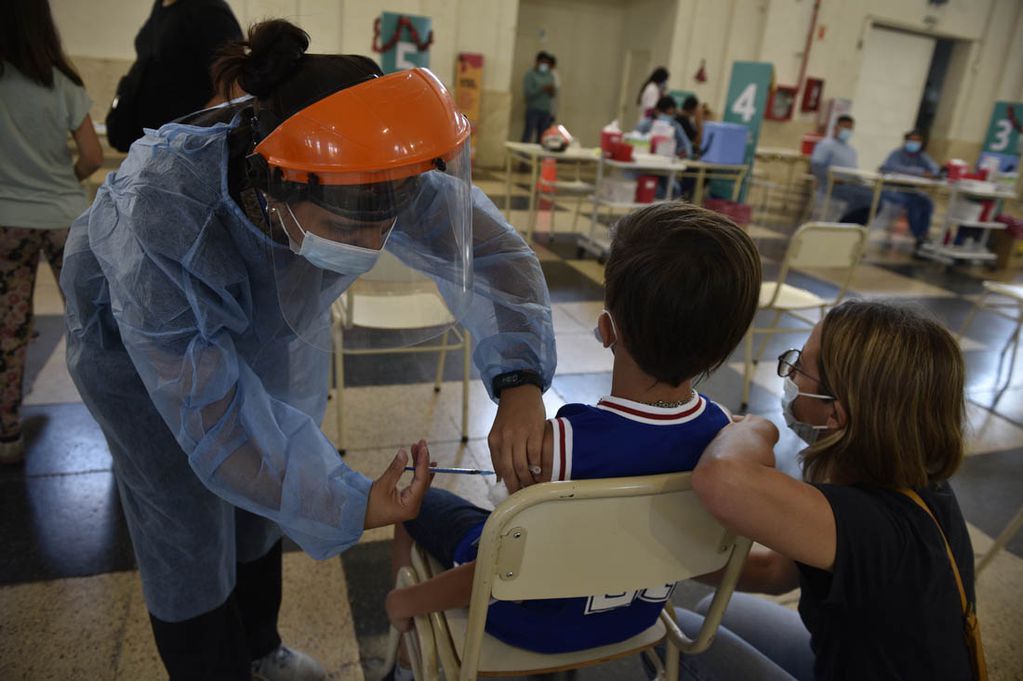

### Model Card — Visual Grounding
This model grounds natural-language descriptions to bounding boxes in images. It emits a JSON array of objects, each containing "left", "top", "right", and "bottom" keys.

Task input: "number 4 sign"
[{"left": 720, "top": 61, "right": 773, "bottom": 201}]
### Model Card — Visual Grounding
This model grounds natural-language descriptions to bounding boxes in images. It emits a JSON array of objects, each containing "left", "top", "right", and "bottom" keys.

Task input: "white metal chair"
[
  {"left": 330, "top": 253, "right": 469, "bottom": 455},
  {"left": 387, "top": 472, "right": 753, "bottom": 681},
  {"left": 957, "top": 282, "right": 1023, "bottom": 576},
  {"left": 741, "top": 222, "right": 868, "bottom": 409}
]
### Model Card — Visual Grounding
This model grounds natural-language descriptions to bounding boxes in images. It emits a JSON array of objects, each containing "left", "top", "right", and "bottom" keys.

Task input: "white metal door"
[{"left": 852, "top": 27, "right": 936, "bottom": 171}]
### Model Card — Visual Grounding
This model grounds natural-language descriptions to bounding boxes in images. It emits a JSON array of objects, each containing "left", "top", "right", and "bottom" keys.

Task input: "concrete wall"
[{"left": 52, "top": 0, "right": 1023, "bottom": 169}]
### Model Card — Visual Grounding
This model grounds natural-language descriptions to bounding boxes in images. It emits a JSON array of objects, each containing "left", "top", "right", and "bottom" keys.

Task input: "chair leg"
[
  {"left": 333, "top": 325, "right": 346, "bottom": 456},
  {"left": 741, "top": 329, "right": 753, "bottom": 411},
  {"left": 994, "top": 313, "right": 1023, "bottom": 396},
  {"left": 434, "top": 330, "right": 450, "bottom": 394},
  {"left": 572, "top": 193, "right": 584, "bottom": 232},
  {"left": 957, "top": 292, "right": 988, "bottom": 341},
  {"left": 461, "top": 331, "right": 471, "bottom": 443},
  {"left": 753, "top": 311, "right": 781, "bottom": 365},
  {"left": 663, "top": 607, "right": 681, "bottom": 681},
  {"left": 976, "top": 504, "right": 1023, "bottom": 576}
]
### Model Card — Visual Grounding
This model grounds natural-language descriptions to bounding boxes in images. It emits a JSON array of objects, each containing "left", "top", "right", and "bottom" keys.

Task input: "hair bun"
[{"left": 238, "top": 20, "right": 310, "bottom": 99}]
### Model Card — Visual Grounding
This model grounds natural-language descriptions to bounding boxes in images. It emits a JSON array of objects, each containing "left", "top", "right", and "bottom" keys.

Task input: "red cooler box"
[{"left": 635, "top": 176, "right": 658, "bottom": 203}]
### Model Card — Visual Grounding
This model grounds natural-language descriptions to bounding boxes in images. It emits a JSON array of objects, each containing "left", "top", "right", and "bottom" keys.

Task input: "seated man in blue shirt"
[
  {"left": 810, "top": 115, "right": 875, "bottom": 225},
  {"left": 879, "top": 130, "right": 941, "bottom": 254}
]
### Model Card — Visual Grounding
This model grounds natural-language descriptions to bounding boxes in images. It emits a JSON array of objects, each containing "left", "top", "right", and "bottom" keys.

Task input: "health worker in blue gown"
[{"left": 60, "top": 20, "right": 555, "bottom": 681}]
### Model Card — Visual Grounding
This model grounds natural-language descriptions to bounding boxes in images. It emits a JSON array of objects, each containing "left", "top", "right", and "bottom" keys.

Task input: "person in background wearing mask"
[
  {"left": 810, "top": 115, "right": 876, "bottom": 226},
  {"left": 635, "top": 95, "right": 693, "bottom": 159},
  {"left": 879, "top": 130, "right": 941, "bottom": 256},
  {"left": 665, "top": 300, "right": 983, "bottom": 681},
  {"left": 637, "top": 67, "right": 670, "bottom": 124},
  {"left": 522, "top": 51, "right": 556, "bottom": 143},
  {"left": 62, "top": 19, "right": 555, "bottom": 681}
]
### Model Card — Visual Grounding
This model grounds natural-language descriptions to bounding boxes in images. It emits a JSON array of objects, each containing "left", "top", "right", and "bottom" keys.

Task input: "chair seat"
[
  {"left": 983, "top": 281, "right": 1023, "bottom": 302},
  {"left": 344, "top": 292, "right": 455, "bottom": 330},
  {"left": 760, "top": 282, "right": 828, "bottom": 311},
  {"left": 443, "top": 606, "right": 665, "bottom": 675}
]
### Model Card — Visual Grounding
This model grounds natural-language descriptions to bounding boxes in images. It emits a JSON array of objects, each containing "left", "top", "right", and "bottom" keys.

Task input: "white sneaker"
[
  {"left": 251, "top": 645, "right": 327, "bottom": 681},
  {"left": 0, "top": 435, "right": 24, "bottom": 465}
]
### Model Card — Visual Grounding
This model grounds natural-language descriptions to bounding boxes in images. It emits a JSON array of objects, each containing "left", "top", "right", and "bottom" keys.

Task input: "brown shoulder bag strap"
[{"left": 899, "top": 488, "right": 988, "bottom": 681}]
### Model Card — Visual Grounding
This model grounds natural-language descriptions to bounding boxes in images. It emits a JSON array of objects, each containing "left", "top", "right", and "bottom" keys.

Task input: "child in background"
[{"left": 383, "top": 203, "right": 761, "bottom": 675}]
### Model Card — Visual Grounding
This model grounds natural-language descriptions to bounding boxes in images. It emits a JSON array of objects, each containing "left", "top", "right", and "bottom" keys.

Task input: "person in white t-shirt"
[
  {"left": 637, "top": 66, "right": 669, "bottom": 124},
  {"left": 0, "top": 0, "right": 103, "bottom": 464}
]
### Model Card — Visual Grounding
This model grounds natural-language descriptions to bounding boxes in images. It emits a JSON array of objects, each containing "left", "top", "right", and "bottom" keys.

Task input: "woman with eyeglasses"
[{"left": 670, "top": 300, "right": 983, "bottom": 680}]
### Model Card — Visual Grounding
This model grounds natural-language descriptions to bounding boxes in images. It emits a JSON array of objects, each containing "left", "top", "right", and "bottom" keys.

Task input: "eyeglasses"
[{"left": 777, "top": 348, "right": 822, "bottom": 384}]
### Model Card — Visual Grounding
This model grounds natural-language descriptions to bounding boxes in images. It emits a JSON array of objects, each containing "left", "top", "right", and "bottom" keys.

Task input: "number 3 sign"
[{"left": 983, "top": 102, "right": 1023, "bottom": 157}]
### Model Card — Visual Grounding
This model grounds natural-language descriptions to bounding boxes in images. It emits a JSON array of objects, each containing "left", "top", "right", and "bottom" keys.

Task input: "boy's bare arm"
[{"left": 385, "top": 561, "right": 477, "bottom": 631}]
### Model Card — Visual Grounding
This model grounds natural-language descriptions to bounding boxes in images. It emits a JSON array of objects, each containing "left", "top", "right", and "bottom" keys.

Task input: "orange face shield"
[{"left": 254, "top": 67, "right": 471, "bottom": 187}]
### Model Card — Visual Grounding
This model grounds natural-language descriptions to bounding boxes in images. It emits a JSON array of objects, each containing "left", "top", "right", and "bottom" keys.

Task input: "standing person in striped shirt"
[{"left": 381, "top": 203, "right": 760, "bottom": 677}]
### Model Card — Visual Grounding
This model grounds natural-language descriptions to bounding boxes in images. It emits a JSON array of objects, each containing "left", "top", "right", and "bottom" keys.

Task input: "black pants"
[{"left": 149, "top": 540, "right": 283, "bottom": 680}]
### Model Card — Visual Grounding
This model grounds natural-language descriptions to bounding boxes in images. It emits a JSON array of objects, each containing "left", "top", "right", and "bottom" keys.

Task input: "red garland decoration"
[{"left": 372, "top": 16, "right": 434, "bottom": 53}]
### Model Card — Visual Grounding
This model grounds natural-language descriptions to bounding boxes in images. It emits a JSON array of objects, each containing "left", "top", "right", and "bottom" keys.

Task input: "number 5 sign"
[
  {"left": 983, "top": 102, "right": 1023, "bottom": 157},
  {"left": 374, "top": 12, "right": 433, "bottom": 74},
  {"left": 720, "top": 61, "right": 773, "bottom": 201}
]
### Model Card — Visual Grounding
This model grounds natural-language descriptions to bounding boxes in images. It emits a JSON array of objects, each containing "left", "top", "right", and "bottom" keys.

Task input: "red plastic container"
[
  {"left": 611, "top": 142, "right": 634, "bottom": 162},
  {"left": 947, "top": 159, "right": 968, "bottom": 181},
  {"left": 800, "top": 133, "right": 823, "bottom": 156},
  {"left": 635, "top": 175, "right": 658, "bottom": 203},
  {"left": 600, "top": 130, "right": 623, "bottom": 157}
]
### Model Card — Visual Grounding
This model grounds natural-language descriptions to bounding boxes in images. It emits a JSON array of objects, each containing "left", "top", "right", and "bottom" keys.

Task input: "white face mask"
[
  {"left": 277, "top": 204, "right": 393, "bottom": 276},
  {"left": 780, "top": 376, "right": 834, "bottom": 445},
  {"left": 592, "top": 309, "right": 618, "bottom": 351},
  {"left": 538, "top": 63, "right": 550, "bottom": 73}
]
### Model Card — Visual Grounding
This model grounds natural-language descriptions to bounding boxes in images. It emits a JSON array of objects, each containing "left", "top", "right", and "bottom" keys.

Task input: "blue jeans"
[
  {"left": 882, "top": 190, "right": 934, "bottom": 242},
  {"left": 403, "top": 488, "right": 489, "bottom": 568},
  {"left": 672, "top": 593, "right": 815, "bottom": 681},
  {"left": 522, "top": 108, "right": 553, "bottom": 143}
]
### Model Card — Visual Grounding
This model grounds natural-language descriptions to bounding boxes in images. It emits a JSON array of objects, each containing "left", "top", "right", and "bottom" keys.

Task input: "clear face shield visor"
[{"left": 264, "top": 139, "right": 474, "bottom": 352}]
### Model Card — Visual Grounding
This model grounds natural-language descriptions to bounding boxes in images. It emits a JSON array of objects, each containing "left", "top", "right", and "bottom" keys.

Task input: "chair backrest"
[
  {"left": 769, "top": 221, "right": 867, "bottom": 306},
  {"left": 459, "top": 473, "right": 751, "bottom": 673}
]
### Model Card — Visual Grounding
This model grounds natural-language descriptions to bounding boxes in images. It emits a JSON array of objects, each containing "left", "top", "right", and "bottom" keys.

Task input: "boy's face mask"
[
  {"left": 837, "top": 128, "right": 854, "bottom": 143},
  {"left": 904, "top": 140, "right": 922, "bottom": 153}
]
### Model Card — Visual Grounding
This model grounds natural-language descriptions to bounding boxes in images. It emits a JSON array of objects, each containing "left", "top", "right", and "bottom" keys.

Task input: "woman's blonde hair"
[{"left": 802, "top": 300, "right": 965, "bottom": 489}]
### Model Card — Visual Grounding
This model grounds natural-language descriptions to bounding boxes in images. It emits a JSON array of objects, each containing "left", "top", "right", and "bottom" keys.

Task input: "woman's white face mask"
[
  {"left": 780, "top": 376, "right": 834, "bottom": 445},
  {"left": 275, "top": 203, "right": 394, "bottom": 276}
]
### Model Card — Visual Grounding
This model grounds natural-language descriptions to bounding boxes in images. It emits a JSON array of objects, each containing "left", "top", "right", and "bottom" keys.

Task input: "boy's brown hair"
[
  {"left": 604, "top": 203, "right": 761, "bottom": 386},
  {"left": 803, "top": 300, "right": 966, "bottom": 488}
]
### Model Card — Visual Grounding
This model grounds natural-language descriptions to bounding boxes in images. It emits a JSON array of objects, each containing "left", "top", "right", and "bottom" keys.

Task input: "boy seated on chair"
[{"left": 384, "top": 202, "right": 761, "bottom": 667}]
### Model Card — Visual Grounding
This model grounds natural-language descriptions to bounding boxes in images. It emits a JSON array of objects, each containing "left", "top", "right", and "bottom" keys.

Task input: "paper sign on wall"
[{"left": 374, "top": 12, "right": 433, "bottom": 73}]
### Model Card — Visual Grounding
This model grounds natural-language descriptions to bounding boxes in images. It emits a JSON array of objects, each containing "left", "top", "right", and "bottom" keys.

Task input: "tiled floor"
[{"left": 2, "top": 168, "right": 1022, "bottom": 680}]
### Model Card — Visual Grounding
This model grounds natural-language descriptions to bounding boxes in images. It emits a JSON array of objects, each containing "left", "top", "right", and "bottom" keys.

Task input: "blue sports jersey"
[{"left": 452, "top": 393, "right": 731, "bottom": 653}]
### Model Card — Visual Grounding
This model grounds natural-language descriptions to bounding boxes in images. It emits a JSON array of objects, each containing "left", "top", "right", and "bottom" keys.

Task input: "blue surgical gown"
[{"left": 61, "top": 114, "right": 556, "bottom": 621}]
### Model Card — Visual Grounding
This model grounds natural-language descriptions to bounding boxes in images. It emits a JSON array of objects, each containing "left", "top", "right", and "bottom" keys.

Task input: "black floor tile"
[
  {"left": 539, "top": 261, "right": 605, "bottom": 303},
  {"left": 341, "top": 346, "right": 480, "bottom": 388},
  {"left": 532, "top": 233, "right": 589, "bottom": 260},
  {"left": 0, "top": 403, "right": 113, "bottom": 481},
  {"left": 0, "top": 470, "right": 136, "bottom": 584},
  {"left": 950, "top": 447, "right": 1023, "bottom": 559},
  {"left": 340, "top": 540, "right": 393, "bottom": 640},
  {"left": 876, "top": 262, "right": 988, "bottom": 296}
]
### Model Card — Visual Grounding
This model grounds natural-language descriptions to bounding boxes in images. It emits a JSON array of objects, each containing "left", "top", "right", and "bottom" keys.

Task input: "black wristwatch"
[{"left": 492, "top": 370, "right": 544, "bottom": 399}]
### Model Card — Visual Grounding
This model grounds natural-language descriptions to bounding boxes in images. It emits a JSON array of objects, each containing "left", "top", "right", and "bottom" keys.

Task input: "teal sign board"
[
  {"left": 376, "top": 12, "right": 432, "bottom": 73},
  {"left": 982, "top": 101, "right": 1023, "bottom": 157},
  {"left": 714, "top": 61, "right": 773, "bottom": 201}
]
